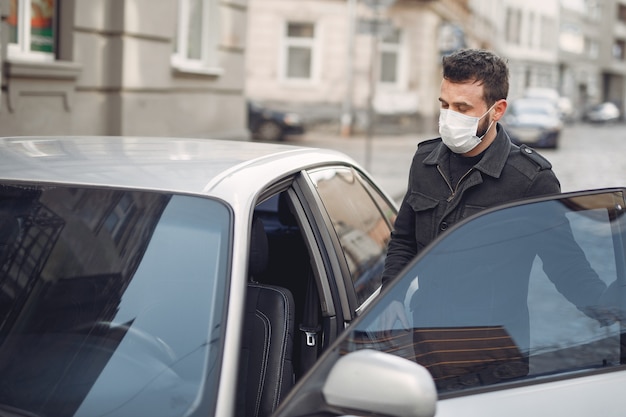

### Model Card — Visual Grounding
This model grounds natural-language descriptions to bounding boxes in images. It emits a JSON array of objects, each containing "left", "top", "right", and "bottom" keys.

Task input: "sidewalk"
[{"left": 293, "top": 130, "right": 437, "bottom": 203}]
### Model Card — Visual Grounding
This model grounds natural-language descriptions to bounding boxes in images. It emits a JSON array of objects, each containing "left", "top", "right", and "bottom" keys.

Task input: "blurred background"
[{"left": 0, "top": 0, "right": 622, "bottom": 140}]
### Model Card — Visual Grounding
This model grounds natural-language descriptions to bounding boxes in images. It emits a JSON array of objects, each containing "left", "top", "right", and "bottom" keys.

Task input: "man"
[
  {"left": 378, "top": 49, "right": 618, "bottom": 386},
  {"left": 382, "top": 48, "right": 561, "bottom": 284}
]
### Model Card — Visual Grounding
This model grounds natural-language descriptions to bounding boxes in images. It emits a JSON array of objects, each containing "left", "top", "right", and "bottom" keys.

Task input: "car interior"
[{"left": 238, "top": 190, "right": 324, "bottom": 417}]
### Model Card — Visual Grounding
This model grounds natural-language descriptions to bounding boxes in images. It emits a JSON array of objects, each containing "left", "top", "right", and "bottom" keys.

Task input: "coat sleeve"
[
  {"left": 527, "top": 191, "right": 608, "bottom": 317},
  {"left": 381, "top": 153, "right": 421, "bottom": 287}
]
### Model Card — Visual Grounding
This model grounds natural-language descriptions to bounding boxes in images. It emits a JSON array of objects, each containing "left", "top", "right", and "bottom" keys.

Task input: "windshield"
[
  {"left": 330, "top": 190, "right": 626, "bottom": 395},
  {"left": 0, "top": 185, "right": 231, "bottom": 417}
]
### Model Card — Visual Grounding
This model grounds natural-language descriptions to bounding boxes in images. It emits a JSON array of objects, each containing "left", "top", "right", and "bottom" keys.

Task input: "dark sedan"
[
  {"left": 502, "top": 98, "right": 563, "bottom": 149},
  {"left": 248, "top": 101, "right": 305, "bottom": 141}
]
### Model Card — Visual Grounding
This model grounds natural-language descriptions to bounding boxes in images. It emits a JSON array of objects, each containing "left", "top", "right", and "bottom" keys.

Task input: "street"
[
  {"left": 538, "top": 122, "right": 626, "bottom": 193},
  {"left": 296, "top": 122, "right": 626, "bottom": 201}
]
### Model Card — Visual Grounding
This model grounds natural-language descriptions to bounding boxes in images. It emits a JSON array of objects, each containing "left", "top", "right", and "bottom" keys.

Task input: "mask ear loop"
[{"left": 477, "top": 101, "right": 499, "bottom": 138}]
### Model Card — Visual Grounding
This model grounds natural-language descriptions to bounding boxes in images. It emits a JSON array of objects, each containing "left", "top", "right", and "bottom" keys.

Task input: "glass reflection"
[
  {"left": 339, "top": 191, "right": 626, "bottom": 393},
  {"left": 0, "top": 185, "right": 230, "bottom": 417},
  {"left": 309, "top": 168, "right": 393, "bottom": 305}
]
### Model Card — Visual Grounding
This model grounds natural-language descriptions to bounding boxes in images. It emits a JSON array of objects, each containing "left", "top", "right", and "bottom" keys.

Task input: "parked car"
[
  {"left": 523, "top": 87, "right": 574, "bottom": 122},
  {"left": 584, "top": 101, "right": 621, "bottom": 123},
  {"left": 4, "top": 136, "right": 626, "bottom": 417},
  {"left": 0, "top": 136, "right": 396, "bottom": 417},
  {"left": 502, "top": 98, "right": 563, "bottom": 148},
  {"left": 248, "top": 100, "right": 305, "bottom": 141},
  {"left": 274, "top": 187, "right": 626, "bottom": 417}
]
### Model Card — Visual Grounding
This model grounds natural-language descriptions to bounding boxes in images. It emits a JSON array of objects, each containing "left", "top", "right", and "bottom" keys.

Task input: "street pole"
[
  {"left": 360, "top": 0, "right": 395, "bottom": 172},
  {"left": 365, "top": 21, "right": 378, "bottom": 172},
  {"left": 341, "top": 0, "right": 357, "bottom": 137}
]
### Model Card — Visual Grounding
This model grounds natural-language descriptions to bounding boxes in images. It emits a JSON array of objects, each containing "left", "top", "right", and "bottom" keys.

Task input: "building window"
[
  {"left": 618, "top": 4, "right": 626, "bottom": 24},
  {"left": 613, "top": 39, "right": 626, "bottom": 61},
  {"left": 379, "top": 28, "right": 402, "bottom": 85},
  {"left": 8, "top": 0, "right": 56, "bottom": 61},
  {"left": 587, "top": 38, "right": 599, "bottom": 59},
  {"left": 540, "top": 15, "right": 557, "bottom": 51},
  {"left": 283, "top": 22, "right": 316, "bottom": 81},
  {"left": 505, "top": 7, "right": 522, "bottom": 45},
  {"left": 171, "top": 0, "right": 221, "bottom": 75},
  {"left": 559, "top": 21, "right": 584, "bottom": 54},
  {"left": 526, "top": 12, "right": 535, "bottom": 48}
]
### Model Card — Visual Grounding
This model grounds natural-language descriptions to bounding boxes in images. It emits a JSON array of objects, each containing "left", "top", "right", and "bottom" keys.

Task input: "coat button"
[{"left": 440, "top": 221, "right": 448, "bottom": 231}]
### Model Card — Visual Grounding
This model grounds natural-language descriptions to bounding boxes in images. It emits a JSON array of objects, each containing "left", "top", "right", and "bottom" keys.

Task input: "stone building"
[
  {"left": 245, "top": 0, "right": 626, "bottom": 133},
  {"left": 0, "top": 0, "right": 249, "bottom": 139}
]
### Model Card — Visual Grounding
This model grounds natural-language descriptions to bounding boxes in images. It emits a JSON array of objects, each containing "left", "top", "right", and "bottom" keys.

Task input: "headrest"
[{"left": 248, "top": 216, "right": 268, "bottom": 278}]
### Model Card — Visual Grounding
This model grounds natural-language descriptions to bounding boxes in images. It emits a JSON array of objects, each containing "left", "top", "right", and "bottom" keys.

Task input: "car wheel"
[{"left": 256, "top": 121, "right": 283, "bottom": 141}]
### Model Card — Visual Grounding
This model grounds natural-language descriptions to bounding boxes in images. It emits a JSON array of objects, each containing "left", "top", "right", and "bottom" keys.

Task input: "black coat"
[
  {"left": 380, "top": 125, "right": 610, "bottom": 372},
  {"left": 382, "top": 124, "right": 561, "bottom": 284}
]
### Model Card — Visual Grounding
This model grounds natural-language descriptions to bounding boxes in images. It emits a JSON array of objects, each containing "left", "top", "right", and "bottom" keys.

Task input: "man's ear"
[{"left": 493, "top": 99, "right": 508, "bottom": 122}]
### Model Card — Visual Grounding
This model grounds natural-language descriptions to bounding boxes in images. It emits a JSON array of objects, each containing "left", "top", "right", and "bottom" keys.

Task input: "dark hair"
[{"left": 442, "top": 49, "right": 509, "bottom": 106}]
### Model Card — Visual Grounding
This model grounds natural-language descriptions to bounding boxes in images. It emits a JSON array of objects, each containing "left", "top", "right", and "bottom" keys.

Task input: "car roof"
[
  {"left": 511, "top": 98, "right": 557, "bottom": 111},
  {"left": 0, "top": 136, "right": 357, "bottom": 200},
  {"left": 523, "top": 87, "right": 560, "bottom": 100}
]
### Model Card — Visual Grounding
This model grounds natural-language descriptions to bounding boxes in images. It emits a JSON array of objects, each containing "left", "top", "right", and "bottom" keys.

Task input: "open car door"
[{"left": 275, "top": 188, "right": 626, "bottom": 417}]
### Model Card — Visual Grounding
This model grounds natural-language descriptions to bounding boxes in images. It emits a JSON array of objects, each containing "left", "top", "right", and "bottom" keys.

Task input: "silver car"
[
  {"left": 0, "top": 136, "right": 397, "bottom": 417},
  {"left": 3, "top": 136, "right": 626, "bottom": 417}
]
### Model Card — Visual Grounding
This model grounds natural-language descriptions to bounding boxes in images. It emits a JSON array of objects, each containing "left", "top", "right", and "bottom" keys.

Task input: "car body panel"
[{"left": 435, "top": 370, "right": 626, "bottom": 417}]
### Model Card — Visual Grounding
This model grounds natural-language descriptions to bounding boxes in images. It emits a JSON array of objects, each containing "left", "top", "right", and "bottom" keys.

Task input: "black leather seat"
[{"left": 238, "top": 216, "right": 295, "bottom": 417}]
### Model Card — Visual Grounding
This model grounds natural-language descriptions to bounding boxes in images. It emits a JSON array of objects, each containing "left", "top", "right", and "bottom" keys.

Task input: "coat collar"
[{"left": 423, "top": 124, "right": 511, "bottom": 179}]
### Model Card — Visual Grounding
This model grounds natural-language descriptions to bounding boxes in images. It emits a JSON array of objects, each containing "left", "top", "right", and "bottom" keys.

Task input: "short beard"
[{"left": 476, "top": 116, "right": 491, "bottom": 138}]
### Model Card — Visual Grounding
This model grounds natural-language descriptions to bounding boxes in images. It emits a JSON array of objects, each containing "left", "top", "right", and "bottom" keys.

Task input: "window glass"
[
  {"left": 186, "top": 0, "right": 203, "bottom": 60},
  {"left": 0, "top": 185, "right": 231, "bottom": 417},
  {"left": 309, "top": 167, "right": 392, "bottom": 306},
  {"left": 379, "top": 28, "right": 402, "bottom": 85},
  {"left": 8, "top": 0, "right": 56, "bottom": 60},
  {"left": 338, "top": 191, "right": 626, "bottom": 394},
  {"left": 380, "top": 51, "right": 398, "bottom": 83},
  {"left": 287, "top": 46, "right": 312, "bottom": 78},
  {"left": 284, "top": 22, "right": 315, "bottom": 80},
  {"left": 505, "top": 7, "right": 522, "bottom": 45},
  {"left": 287, "top": 22, "right": 315, "bottom": 38},
  {"left": 172, "top": 0, "right": 219, "bottom": 72}
]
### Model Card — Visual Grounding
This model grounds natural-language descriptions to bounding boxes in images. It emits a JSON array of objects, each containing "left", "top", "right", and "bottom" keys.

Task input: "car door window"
[
  {"left": 308, "top": 167, "right": 394, "bottom": 307},
  {"left": 334, "top": 190, "right": 626, "bottom": 394}
]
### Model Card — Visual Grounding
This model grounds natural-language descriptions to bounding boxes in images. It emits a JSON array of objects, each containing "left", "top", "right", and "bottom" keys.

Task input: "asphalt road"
[
  {"left": 295, "top": 121, "right": 626, "bottom": 201},
  {"left": 536, "top": 122, "right": 626, "bottom": 193}
]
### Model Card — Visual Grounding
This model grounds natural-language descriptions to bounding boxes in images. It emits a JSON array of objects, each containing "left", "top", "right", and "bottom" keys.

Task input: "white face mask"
[{"left": 438, "top": 104, "right": 496, "bottom": 154}]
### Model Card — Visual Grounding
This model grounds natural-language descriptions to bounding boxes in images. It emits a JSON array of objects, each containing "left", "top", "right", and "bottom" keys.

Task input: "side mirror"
[{"left": 321, "top": 349, "right": 437, "bottom": 417}]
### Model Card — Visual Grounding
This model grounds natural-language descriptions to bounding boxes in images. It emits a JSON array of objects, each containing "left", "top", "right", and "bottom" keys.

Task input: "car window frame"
[
  {"left": 291, "top": 171, "right": 352, "bottom": 326},
  {"left": 298, "top": 165, "right": 398, "bottom": 323}
]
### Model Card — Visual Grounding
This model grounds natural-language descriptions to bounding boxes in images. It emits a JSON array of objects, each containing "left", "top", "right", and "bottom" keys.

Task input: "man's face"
[{"left": 439, "top": 78, "right": 491, "bottom": 135}]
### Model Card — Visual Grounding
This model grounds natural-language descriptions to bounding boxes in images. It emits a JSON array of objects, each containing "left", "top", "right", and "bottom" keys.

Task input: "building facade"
[
  {"left": 598, "top": 0, "right": 626, "bottom": 112},
  {"left": 246, "top": 0, "right": 626, "bottom": 133},
  {"left": 1, "top": 0, "right": 249, "bottom": 139},
  {"left": 245, "top": 0, "right": 491, "bottom": 133}
]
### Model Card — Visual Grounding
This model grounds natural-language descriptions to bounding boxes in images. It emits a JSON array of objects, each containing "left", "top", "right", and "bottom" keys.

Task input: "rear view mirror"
[{"left": 321, "top": 349, "right": 437, "bottom": 417}]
